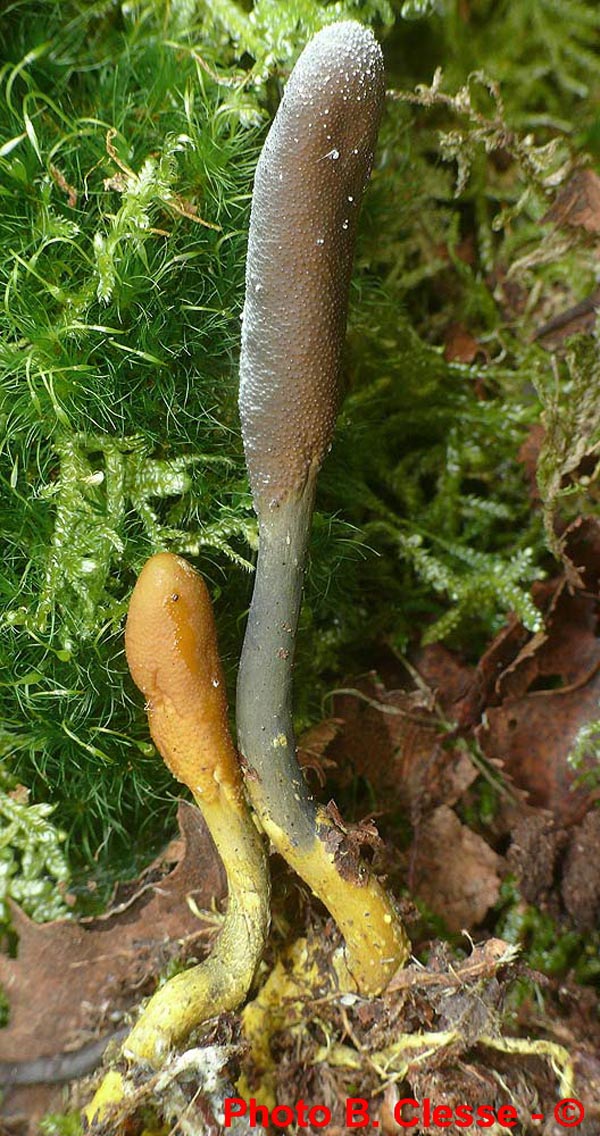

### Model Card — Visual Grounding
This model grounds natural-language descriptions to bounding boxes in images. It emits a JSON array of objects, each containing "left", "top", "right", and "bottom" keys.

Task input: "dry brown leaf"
[
  {"left": 0, "top": 801, "right": 225, "bottom": 1122},
  {"left": 298, "top": 718, "right": 343, "bottom": 786},
  {"left": 412, "top": 642, "right": 476, "bottom": 715},
  {"left": 562, "top": 514, "right": 600, "bottom": 592},
  {"left": 543, "top": 168, "right": 600, "bottom": 233},
  {"left": 474, "top": 519, "right": 600, "bottom": 824},
  {"left": 387, "top": 936, "right": 514, "bottom": 994},
  {"left": 443, "top": 323, "right": 486, "bottom": 365},
  {"left": 534, "top": 288, "right": 600, "bottom": 349},
  {"left": 479, "top": 677, "right": 600, "bottom": 826},
  {"left": 49, "top": 162, "right": 78, "bottom": 208},
  {"left": 561, "top": 808, "right": 600, "bottom": 931},
  {"left": 507, "top": 808, "right": 567, "bottom": 906},
  {"left": 517, "top": 423, "right": 545, "bottom": 502},
  {"left": 327, "top": 670, "right": 477, "bottom": 823},
  {"left": 491, "top": 798, "right": 600, "bottom": 934},
  {"left": 410, "top": 805, "right": 501, "bottom": 932}
]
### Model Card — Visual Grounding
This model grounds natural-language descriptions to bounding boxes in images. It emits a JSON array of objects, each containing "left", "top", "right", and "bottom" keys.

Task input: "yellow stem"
[
  {"left": 260, "top": 806, "right": 409, "bottom": 995},
  {"left": 124, "top": 791, "right": 269, "bottom": 1066}
]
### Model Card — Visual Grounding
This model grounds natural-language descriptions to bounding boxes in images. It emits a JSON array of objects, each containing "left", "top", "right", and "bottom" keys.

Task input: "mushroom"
[
  {"left": 85, "top": 553, "right": 269, "bottom": 1125},
  {"left": 237, "top": 21, "right": 409, "bottom": 994},
  {"left": 122, "top": 552, "right": 269, "bottom": 1061}
]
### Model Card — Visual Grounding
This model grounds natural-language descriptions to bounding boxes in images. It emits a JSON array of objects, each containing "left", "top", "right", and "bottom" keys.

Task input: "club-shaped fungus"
[
  {"left": 85, "top": 553, "right": 269, "bottom": 1126},
  {"left": 237, "top": 21, "right": 409, "bottom": 995}
]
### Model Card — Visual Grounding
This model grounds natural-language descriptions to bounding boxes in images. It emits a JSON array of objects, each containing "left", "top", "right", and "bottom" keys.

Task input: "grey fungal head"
[{"left": 239, "top": 21, "right": 385, "bottom": 508}]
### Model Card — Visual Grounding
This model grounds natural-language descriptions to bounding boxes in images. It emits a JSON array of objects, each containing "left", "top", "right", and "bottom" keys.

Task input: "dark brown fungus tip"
[{"left": 239, "top": 20, "right": 385, "bottom": 508}]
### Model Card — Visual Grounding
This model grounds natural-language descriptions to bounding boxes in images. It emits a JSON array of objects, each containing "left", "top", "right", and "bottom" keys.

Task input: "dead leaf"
[
  {"left": 501, "top": 591, "right": 598, "bottom": 700},
  {"left": 473, "top": 520, "right": 600, "bottom": 823},
  {"left": 476, "top": 545, "right": 600, "bottom": 823},
  {"left": 443, "top": 323, "right": 487, "bottom": 365},
  {"left": 410, "top": 805, "right": 501, "bottom": 932},
  {"left": 298, "top": 718, "right": 343, "bottom": 786},
  {"left": 517, "top": 424, "right": 545, "bottom": 502},
  {"left": 473, "top": 614, "right": 532, "bottom": 712},
  {"left": 49, "top": 163, "right": 78, "bottom": 208},
  {"left": 562, "top": 514, "right": 600, "bottom": 592},
  {"left": 491, "top": 798, "right": 600, "bottom": 934},
  {"left": 387, "top": 936, "right": 516, "bottom": 994},
  {"left": 412, "top": 642, "right": 476, "bottom": 717},
  {"left": 0, "top": 801, "right": 225, "bottom": 1122},
  {"left": 507, "top": 809, "right": 568, "bottom": 904},
  {"left": 561, "top": 808, "right": 600, "bottom": 931},
  {"left": 533, "top": 289, "right": 600, "bottom": 349},
  {"left": 543, "top": 168, "right": 600, "bottom": 233},
  {"left": 327, "top": 671, "right": 477, "bottom": 825},
  {"left": 478, "top": 668, "right": 599, "bottom": 826}
]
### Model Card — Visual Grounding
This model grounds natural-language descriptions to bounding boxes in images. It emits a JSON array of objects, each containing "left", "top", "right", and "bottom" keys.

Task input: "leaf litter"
[{"left": 0, "top": 802, "right": 226, "bottom": 1126}]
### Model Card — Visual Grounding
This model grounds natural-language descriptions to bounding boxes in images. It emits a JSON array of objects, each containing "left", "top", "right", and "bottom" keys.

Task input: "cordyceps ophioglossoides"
[{"left": 237, "top": 20, "right": 409, "bottom": 995}]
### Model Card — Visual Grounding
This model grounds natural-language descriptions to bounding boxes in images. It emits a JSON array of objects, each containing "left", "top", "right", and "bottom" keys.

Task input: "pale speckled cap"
[{"left": 239, "top": 21, "right": 385, "bottom": 508}]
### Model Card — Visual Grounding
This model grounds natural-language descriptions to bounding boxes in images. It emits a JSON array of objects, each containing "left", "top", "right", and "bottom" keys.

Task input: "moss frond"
[
  {"left": 0, "top": 762, "right": 70, "bottom": 930},
  {"left": 534, "top": 336, "right": 600, "bottom": 558}
]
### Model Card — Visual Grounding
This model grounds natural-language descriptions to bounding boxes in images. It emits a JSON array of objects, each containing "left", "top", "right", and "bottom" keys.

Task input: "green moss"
[
  {"left": 39, "top": 1113, "right": 83, "bottom": 1136},
  {"left": 0, "top": 762, "right": 70, "bottom": 932},
  {"left": 568, "top": 720, "right": 600, "bottom": 792},
  {"left": 535, "top": 337, "right": 600, "bottom": 560},
  {"left": 496, "top": 879, "right": 599, "bottom": 981}
]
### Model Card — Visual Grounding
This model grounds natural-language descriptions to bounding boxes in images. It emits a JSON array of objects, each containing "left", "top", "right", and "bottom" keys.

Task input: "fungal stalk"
[
  {"left": 237, "top": 21, "right": 409, "bottom": 994},
  {"left": 85, "top": 553, "right": 269, "bottom": 1126}
]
